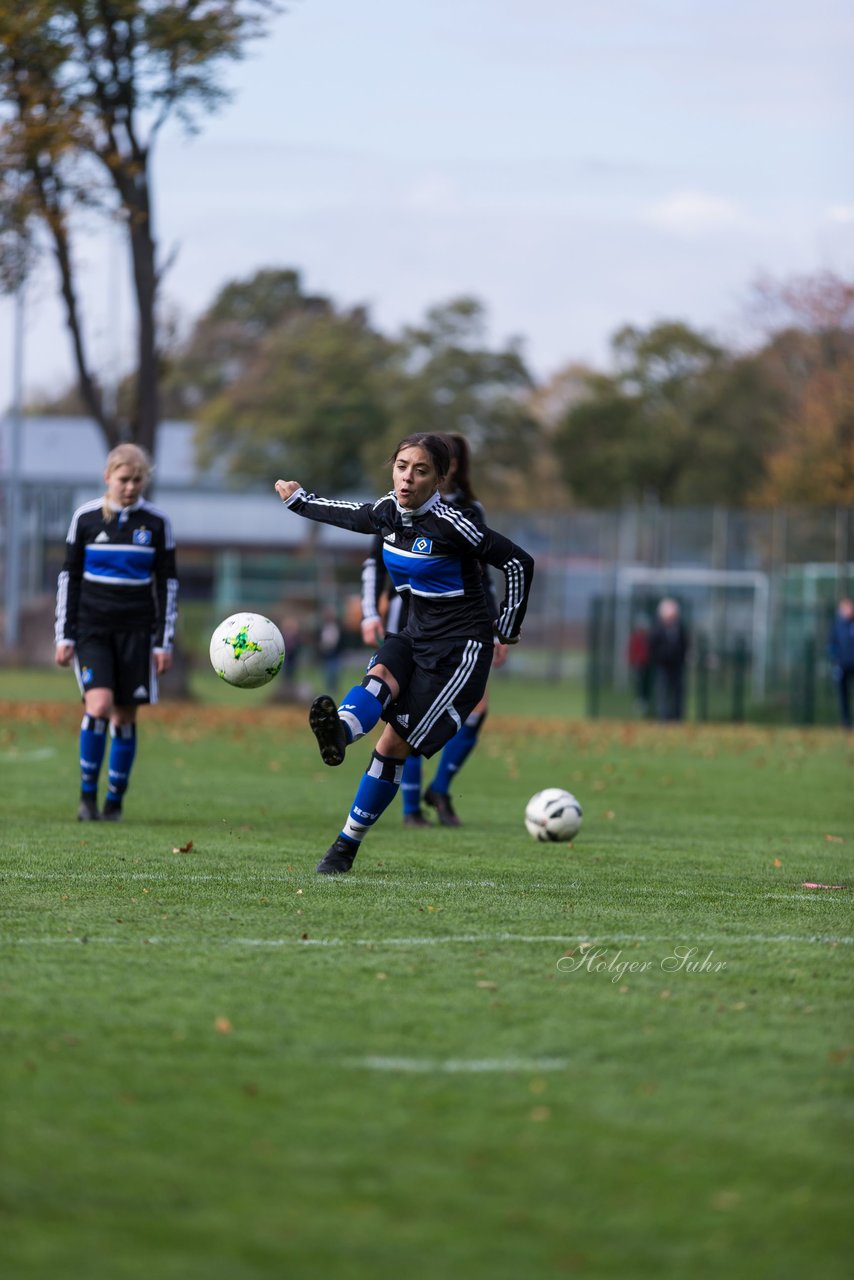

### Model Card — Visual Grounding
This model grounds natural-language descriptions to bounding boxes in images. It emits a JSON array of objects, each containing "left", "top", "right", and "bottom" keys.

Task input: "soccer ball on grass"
[
  {"left": 209, "top": 612, "right": 285, "bottom": 688},
  {"left": 524, "top": 788, "right": 583, "bottom": 843}
]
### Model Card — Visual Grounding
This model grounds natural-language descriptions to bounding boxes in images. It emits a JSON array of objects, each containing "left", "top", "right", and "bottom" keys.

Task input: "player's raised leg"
[{"left": 309, "top": 669, "right": 396, "bottom": 766}]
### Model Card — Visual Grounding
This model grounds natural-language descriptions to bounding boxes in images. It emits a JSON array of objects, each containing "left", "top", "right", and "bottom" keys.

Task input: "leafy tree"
[
  {"left": 378, "top": 297, "right": 542, "bottom": 508},
  {"left": 686, "top": 354, "right": 786, "bottom": 505},
  {"left": 191, "top": 290, "right": 544, "bottom": 504},
  {"left": 0, "top": 1, "right": 279, "bottom": 453},
  {"left": 196, "top": 304, "right": 394, "bottom": 492},
  {"left": 757, "top": 357, "right": 854, "bottom": 504},
  {"left": 551, "top": 375, "right": 642, "bottom": 506},
  {"left": 162, "top": 268, "right": 331, "bottom": 416},
  {"left": 553, "top": 320, "right": 782, "bottom": 507}
]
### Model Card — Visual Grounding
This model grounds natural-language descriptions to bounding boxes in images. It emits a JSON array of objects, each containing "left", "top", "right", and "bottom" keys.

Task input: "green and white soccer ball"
[
  {"left": 209, "top": 612, "right": 285, "bottom": 689},
  {"left": 524, "top": 788, "right": 583, "bottom": 842}
]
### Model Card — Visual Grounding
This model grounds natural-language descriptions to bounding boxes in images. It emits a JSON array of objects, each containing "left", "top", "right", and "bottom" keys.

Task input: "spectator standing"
[
  {"left": 827, "top": 596, "right": 854, "bottom": 730},
  {"left": 627, "top": 617, "right": 652, "bottom": 717},
  {"left": 649, "top": 598, "right": 689, "bottom": 722}
]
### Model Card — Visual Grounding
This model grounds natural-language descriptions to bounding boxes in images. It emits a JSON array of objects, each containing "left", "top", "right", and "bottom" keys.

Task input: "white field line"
[
  {"left": 0, "top": 871, "right": 737, "bottom": 898},
  {"left": 5, "top": 871, "right": 850, "bottom": 902},
  {"left": 0, "top": 871, "right": 509, "bottom": 888},
  {"left": 4, "top": 931, "right": 852, "bottom": 948},
  {"left": 352, "top": 1056, "right": 570, "bottom": 1073},
  {"left": 0, "top": 747, "right": 57, "bottom": 763}
]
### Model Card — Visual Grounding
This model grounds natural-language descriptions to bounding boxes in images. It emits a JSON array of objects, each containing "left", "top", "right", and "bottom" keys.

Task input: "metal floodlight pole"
[{"left": 4, "top": 273, "right": 25, "bottom": 653}]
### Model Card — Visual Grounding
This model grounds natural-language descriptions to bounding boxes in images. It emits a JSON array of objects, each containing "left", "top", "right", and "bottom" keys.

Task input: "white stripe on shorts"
[{"left": 408, "top": 638, "right": 483, "bottom": 750}]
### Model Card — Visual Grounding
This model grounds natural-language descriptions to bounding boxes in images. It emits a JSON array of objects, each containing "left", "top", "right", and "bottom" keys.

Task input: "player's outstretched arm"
[{"left": 274, "top": 479, "right": 380, "bottom": 536}]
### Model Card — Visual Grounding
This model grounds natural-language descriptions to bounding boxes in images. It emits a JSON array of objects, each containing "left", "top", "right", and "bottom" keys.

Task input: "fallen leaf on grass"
[
  {"left": 825, "top": 834, "right": 844, "bottom": 843},
  {"left": 172, "top": 841, "right": 194, "bottom": 853},
  {"left": 214, "top": 1016, "right": 233, "bottom": 1035},
  {"left": 711, "top": 1190, "right": 741, "bottom": 1211}
]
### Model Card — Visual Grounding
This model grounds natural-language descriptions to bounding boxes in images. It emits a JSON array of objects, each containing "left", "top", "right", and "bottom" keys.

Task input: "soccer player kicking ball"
[{"left": 275, "top": 432, "right": 534, "bottom": 874}]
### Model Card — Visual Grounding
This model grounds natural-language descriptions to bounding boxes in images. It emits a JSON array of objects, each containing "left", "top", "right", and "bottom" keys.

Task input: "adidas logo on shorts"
[{"left": 133, "top": 685, "right": 148, "bottom": 698}]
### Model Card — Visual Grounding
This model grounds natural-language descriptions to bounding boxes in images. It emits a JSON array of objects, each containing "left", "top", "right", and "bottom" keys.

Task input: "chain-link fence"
[
  {"left": 507, "top": 504, "right": 852, "bottom": 725},
  {"left": 2, "top": 482, "right": 851, "bottom": 724}
]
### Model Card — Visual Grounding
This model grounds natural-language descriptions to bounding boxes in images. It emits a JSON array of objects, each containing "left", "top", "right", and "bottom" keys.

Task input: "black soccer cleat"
[
  {"left": 316, "top": 836, "right": 359, "bottom": 875},
  {"left": 309, "top": 694, "right": 348, "bottom": 767},
  {"left": 77, "top": 795, "right": 100, "bottom": 822},
  {"left": 101, "top": 799, "right": 123, "bottom": 822},
  {"left": 424, "top": 787, "right": 462, "bottom": 828},
  {"left": 403, "top": 809, "right": 431, "bottom": 828}
]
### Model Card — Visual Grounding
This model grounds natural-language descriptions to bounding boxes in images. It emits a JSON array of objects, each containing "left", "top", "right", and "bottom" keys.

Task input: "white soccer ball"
[
  {"left": 524, "top": 788, "right": 583, "bottom": 843},
  {"left": 209, "top": 612, "right": 285, "bottom": 688}
]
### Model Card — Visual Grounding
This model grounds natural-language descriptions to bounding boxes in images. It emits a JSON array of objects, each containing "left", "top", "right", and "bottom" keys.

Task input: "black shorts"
[
  {"left": 74, "top": 626, "right": 158, "bottom": 706},
  {"left": 372, "top": 632, "right": 493, "bottom": 758}
]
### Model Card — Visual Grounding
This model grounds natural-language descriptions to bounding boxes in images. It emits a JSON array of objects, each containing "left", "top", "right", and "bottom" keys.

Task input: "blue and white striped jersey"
[
  {"left": 285, "top": 487, "right": 533, "bottom": 645},
  {"left": 55, "top": 497, "right": 179, "bottom": 649},
  {"left": 361, "top": 494, "right": 500, "bottom": 633}
]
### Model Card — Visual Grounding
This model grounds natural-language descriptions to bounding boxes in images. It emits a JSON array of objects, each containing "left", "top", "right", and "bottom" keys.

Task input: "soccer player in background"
[
  {"left": 360, "top": 432, "right": 508, "bottom": 827},
  {"left": 54, "top": 444, "right": 179, "bottom": 821},
  {"left": 275, "top": 432, "right": 534, "bottom": 874}
]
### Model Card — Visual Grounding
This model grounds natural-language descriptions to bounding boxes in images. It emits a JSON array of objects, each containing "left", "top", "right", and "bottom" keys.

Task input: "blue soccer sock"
[
  {"left": 79, "top": 714, "right": 108, "bottom": 796},
  {"left": 337, "top": 674, "right": 393, "bottom": 744},
  {"left": 428, "top": 710, "right": 486, "bottom": 796},
  {"left": 106, "top": 723, "right": 137, "bottom": 806},
  {"left": 341, "top": 751, "right": 404, "bottom": 845},
  {"left": 400, "top": 753, "right": 424, "bottom": 815}
]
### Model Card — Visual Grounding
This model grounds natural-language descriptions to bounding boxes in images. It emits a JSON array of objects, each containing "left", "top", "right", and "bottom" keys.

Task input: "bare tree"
[{"left": 0, "top": 1, "right": 280, "bottom": 454}]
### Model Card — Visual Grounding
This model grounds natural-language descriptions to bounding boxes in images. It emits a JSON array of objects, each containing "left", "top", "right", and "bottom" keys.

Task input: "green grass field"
[{"left": 1, "top": 676, "right": 852, "bottom": 1279}]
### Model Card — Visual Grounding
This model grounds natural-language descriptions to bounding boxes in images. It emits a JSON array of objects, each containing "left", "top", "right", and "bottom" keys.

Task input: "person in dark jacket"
[
  {"left": 827, "top": 597, "right": 854, "bottom": 730},
  {"left": 649, "top": 597, "right": 689, "bottom": 722}
]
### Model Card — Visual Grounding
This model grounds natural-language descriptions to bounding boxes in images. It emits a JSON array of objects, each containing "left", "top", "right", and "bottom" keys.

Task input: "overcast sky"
[{"left": 1, "top": 0, "right": 852, "bottom": 406}]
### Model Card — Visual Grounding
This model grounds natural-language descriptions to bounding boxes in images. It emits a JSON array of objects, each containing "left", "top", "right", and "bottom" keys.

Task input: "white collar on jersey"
[
  {"left": 106, "top": 498, "right": 144, "bottom": 515},
  {"left": 394, "top": 489, "right": 441, "bottom": 524}
]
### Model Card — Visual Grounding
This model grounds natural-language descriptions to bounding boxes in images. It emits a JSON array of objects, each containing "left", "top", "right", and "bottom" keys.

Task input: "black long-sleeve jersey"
[
  {"left": 284, "top": 486, "right": 533, "bottom": 645},
  {"left": 55, "top": 497, "right": 179, "bottom": 649},
  {"left": 361, "top": 494, "right": 500, "bottom": 631}
]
